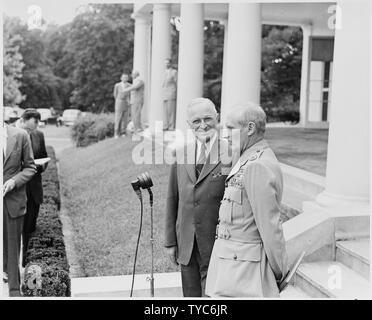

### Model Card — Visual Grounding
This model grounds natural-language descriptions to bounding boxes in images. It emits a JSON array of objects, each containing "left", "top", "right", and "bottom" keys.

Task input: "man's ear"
[{"left": 247, "top": 122, "right": 256, "bottom": 136}]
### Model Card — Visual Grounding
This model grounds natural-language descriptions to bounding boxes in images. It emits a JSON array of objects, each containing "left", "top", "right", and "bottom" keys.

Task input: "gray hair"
[
  {"left": 230, "top": 102, "right": 267, "bottom": 135},
  {"left": 187, "top": 98, "right": 217, "bottom": 118}
]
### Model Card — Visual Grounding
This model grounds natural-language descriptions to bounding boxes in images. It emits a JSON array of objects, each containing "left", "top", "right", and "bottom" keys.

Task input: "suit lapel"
[
  {"left": 4, "top": 128, "right": 17, "bottom": 166},
  {"left": 196, "top": 138, "right": 220, "bottom": 185},
  {"left": 184, "top": 142, "right": 197, "bottom": 184}
]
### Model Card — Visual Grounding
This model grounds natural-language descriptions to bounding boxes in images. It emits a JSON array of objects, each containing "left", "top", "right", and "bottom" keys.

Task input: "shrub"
[
  {"left": 21, "top": 147, "right": 71, "bottom": 297},
  {"left": 71, "top": 112, "right": 115, "bottom": 147}
]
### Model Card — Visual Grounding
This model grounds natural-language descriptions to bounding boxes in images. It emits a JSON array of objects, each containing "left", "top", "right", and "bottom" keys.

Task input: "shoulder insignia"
[{"left": 249, "top": 154, "right": 258, "bottom": 161}]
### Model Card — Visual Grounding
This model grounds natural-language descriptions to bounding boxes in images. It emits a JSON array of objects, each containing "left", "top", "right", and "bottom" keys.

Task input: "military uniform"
[{"left": 205, "top": 139, "right": 288, "bottom": 297}]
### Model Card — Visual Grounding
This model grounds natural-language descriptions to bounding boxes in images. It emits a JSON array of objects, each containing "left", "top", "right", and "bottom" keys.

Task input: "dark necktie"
[{"left": 196, "top": 142, "right": 207, "bottom": 179}]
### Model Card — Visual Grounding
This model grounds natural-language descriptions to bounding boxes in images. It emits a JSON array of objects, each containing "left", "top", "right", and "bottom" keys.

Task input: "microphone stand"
[{"left": 147, "top": 188, "right": 154, "bottom": 297}]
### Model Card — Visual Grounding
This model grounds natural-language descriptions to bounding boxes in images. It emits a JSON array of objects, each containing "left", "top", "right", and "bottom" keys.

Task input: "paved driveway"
[{"left": 39, "top": 125, "right": 74, "bottom": 158}]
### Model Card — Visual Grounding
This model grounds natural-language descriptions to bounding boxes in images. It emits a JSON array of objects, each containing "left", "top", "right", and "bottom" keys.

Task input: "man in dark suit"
[
  {"left": 17, "top": 109, "right": 48, "bottom": 266},
  {"left": 164, "top": 98, "right": 232, "bottom": 297},
  {"left": 3, "top": 119, "right": 36, "bottom": 296}
]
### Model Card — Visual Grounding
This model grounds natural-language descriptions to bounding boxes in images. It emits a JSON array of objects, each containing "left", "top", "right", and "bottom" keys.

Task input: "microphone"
[{"left": 132, "top": 172, "right": 153, "bottom": 190}]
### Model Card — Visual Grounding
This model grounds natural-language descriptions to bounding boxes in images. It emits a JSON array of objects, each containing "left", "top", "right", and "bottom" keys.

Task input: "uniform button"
[{"left": 233, "top": 254, "right": 237, "bottom": 260}]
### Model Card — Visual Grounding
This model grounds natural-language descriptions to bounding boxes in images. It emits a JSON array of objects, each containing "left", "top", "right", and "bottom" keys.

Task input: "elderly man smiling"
[
  {"left": 205, "top": 102, "right": 289, "bottom": 298},
  {"left": 164, "top": 98, "right": 230, "bottom": 297}
]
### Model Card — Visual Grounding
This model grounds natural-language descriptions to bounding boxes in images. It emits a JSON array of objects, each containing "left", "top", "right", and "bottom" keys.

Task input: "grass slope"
[{"left": 59, "top": 137, "right": 177, "bottom": 277}]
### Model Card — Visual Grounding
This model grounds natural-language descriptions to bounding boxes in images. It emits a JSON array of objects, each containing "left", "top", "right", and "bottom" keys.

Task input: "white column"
[
  {"left": 175, "top": 4, "right": 204, "bottom": 133},
  {"left": 220, "top": 19, "right": 229, "bottom": 123},
  {"left": 149, "top": 4, "right": 171, "bottom": 131},
  {"left": 299, "top": 25, "right": 312, "bottom": 126},
  {"left": 310, "top": 0, "right": 370, "bottom": 216},
  {"left": 222, "top": 3, "right": 261, "bottom": 114},
  {"left": 132, "top": 13, "right": 151, "bottom": 125}
]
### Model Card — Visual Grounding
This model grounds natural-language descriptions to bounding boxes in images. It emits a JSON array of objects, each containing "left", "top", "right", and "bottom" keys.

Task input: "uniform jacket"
[
  {"left": 162, "top": 68, "right": 177, "bottom": 101},
  {"left": 205, "top": 139, "right": 289, "bottom": 297},
  {"left": 3, "top": 125, "right": 36, "bottom": 218},
  {"left": 164, "top": 137, "right": 231, "bottom": 266},
  {"left": 26, "top": 129, "right": 48, "bottom": 204}
]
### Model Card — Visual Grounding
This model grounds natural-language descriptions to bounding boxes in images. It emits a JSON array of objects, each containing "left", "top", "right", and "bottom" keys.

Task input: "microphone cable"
[{"left": 130, "top": 188, "right": 143, "bottom": 297}]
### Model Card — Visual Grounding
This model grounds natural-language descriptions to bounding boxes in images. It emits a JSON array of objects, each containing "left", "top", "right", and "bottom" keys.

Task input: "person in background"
[
  {"left": 3, "top": 114, "right": 36, "bottom": 296},
  {"left": 123, "top": 70, "right": 145, "bottom": 134},
  {"left": 17, "top": 109, "right": 48, "bottom": 267},
  {"left": 162, "top": 58, "right": 177, "bottom": 131},
  {"left": 113, "top": 73, "right": 131, "bottom": 138}
]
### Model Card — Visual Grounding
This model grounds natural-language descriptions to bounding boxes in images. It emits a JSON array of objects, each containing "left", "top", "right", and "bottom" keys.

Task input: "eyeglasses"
[{"left": 190, "top": 116, "right": 215, "bottom": 128}]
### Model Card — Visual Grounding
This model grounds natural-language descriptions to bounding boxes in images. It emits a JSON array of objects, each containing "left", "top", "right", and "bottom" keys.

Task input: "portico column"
[
  {"left": 307, "top": 0, "right": 370, "bottom": 216},
  {"left": 132, "top": 13, "right": 151, "bottom": 125},
  {"left": 222, "top": 3, "right": 261, "bottom": 115},
  {"left": 299, "top": 25, "right": 312, "bottom": 127},
  {"left": 175, "top": 3, "right": 204, "bottom": 133},
  {"left": 220, "top": 19, "right": 229, "bottom": 123},
  {"left": 149, "top": 4, "right": 171, "bottom": 131}
]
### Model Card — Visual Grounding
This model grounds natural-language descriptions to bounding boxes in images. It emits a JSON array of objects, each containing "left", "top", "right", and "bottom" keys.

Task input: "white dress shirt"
[
  {"left": 3, "top": 124, "right": 8, "bottom": 159},
  {"left": 196, "top": 132, "right": 217, "bottom": 162}
]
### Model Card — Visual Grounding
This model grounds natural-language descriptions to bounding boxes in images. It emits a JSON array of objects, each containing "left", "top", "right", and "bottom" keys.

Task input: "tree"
[
  {"left": 3, "top": 16, "right": 25, "bottom": 106},
  {"left": 66, "top": 4, "right": 134, "bottom": 112},
  {"left": 261, "top": 25, "right": 303, "bottom": 122}
]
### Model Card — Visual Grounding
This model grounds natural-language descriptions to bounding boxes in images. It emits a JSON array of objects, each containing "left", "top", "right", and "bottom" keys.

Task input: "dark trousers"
[
  {"left": 180, "top": 238, "right": 209, "bottom": 297},
  {"left": 3, "top": 205, "right": 24, "bottom": 297},
  {"left": 22, "top": 198, "right": 40, "bottom": 267}
]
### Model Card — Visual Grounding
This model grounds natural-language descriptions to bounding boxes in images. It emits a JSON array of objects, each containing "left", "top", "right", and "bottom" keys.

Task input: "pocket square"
[{"left": 211, "top": 172, "right": 223, "bottom": 178}]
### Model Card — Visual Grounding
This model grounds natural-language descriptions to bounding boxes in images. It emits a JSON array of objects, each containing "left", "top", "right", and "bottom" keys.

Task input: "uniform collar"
[
  {"left": 239, "top": 139, "right": 268, "bottom": 164},
  {"left": 226, "top": 139, "right": 268, "bottom": 181}
]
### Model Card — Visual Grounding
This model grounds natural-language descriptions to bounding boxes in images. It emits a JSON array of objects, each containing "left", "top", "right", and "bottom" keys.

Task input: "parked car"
[{"left": 58, "top": 109, "right": 82, "bottom": 126}]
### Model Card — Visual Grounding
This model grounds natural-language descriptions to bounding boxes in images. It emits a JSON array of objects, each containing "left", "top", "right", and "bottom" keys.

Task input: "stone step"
[
  {"left": 279, "top": 284, "right": 311, "bottom": 299},
  {"left": 294, "top": 261, "right": 370, "bottom": 299},
  {"left": 336, "top": 239, "right": 370, "bottom": 280}
]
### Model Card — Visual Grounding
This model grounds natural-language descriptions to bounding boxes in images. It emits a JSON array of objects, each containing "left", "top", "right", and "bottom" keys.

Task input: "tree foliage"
[
  {"left": 261, "top": 25, "right": 302, "bottom": 122},
  {"left": 5, "top": 5, "right": 302, "bottom": 121},
  {"left": 66, "top": 4, "right": 134, "bottom": 112},
  {"left": 3, "top": 16, "right": 25, "bottom": 106}
]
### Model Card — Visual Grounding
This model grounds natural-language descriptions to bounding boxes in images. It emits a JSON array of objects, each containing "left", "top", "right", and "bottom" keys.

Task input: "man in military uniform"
[{"left": 205, "top": 103, "right": 288, "bottom": 297}]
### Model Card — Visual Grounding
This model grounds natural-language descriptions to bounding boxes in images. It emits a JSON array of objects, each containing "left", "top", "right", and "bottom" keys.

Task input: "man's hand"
[
  {"left": 166, "top": 246, "right": 178, "bottom": 266},
  {"left": 3, "top": 179, "right": 16, "bottom": 196}
]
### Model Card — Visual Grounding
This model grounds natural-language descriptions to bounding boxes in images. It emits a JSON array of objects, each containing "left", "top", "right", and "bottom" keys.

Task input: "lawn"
[
  {"left": 266, "top": 127, "right": 328, "bottom": 176},
  {"left": 59, "top": 127, "right": 329, "bottom": 277},
  {"left": 59, "top": 137, "right": 178, "bottom": 277}
]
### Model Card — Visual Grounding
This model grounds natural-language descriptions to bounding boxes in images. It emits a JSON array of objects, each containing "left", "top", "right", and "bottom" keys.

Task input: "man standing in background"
[
  {"left": 113, "top": 73, "right": 131, "bottom": 138},
  {"left": 17, "top": 109, "right": 48, "bottom": 267},
  {"left": 123, "top": 70, "right": 145, "bottom": 134},
  {"left": 3, "top": 117, "right": 36, "bottom": 296},
  {"left": 162, "top": 58, "right": 177, "bottom": 131}
]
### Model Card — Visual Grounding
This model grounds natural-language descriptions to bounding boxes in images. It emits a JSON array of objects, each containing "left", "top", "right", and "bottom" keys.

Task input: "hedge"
[
  {"left": 21, "top": 146, "right": 71, "bottom": 297},
  {"left": 70, "top": 112, "right": 115, "bottom": 147}
]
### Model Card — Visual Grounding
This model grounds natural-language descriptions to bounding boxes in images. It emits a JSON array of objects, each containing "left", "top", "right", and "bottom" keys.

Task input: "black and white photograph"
[{"left": 1, "top": 0, "right": 371, "bottom": 303}]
